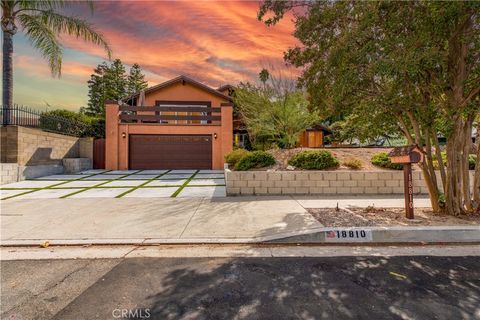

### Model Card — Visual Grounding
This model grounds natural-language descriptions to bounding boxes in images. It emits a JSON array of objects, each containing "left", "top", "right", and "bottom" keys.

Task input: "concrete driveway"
[{"left": 0, "top": 169, "right": 226, "bottom": 200}]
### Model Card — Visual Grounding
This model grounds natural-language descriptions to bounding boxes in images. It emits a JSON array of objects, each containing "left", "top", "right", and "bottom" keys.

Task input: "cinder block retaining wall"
[
  {"left": 225, "top": 170, "right": 475, "bottom": 196},
  {"left": 0, "top": 163, "right": 65, "bottom": 184},
  {"left": 0, "top": 126, "right": 87, "bottom": 165},
  {"left": 0, "top": 126, "right": 94, "bottom": 184},
  {"left": 63, "top": 158, "right": 92, "bottom": 174},
  {"left": 1, "top": 163, "right": 19, "bottom": 185}
]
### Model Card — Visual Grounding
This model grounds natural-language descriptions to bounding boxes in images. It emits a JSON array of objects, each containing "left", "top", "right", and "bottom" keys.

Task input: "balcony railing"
[{"left": 119, "top": 105, "right": 221, "bottom": 124}]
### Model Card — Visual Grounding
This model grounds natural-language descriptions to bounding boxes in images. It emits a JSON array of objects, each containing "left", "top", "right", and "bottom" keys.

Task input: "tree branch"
[{"left": 461, "top": 84, "right": 480, "bottom": 107}]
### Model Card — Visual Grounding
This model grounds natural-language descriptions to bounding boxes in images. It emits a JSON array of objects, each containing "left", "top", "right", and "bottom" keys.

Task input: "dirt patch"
[
  {"left": 263, "top": 147, "right": 420, "bottom": 171},
  {"left": 308, "top": 207, "right": 480, "bottom": 227}
]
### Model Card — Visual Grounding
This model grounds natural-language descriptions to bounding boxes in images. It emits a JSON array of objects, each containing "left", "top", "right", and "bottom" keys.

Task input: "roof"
[
  {"left": 217, "top": 84, "right": 233, "bottom": 93},
  {"left": 306, "top": 124, "right": 333, "bottom": 134},
  {"left": 123, "top": 75, "right": 232, "bottom": 102}
]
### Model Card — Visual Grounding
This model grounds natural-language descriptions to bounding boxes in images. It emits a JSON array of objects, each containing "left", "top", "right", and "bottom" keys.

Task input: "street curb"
[
  {"left": 1, "top": 226, "right": 479, "bottom": 246},
  {"left": 267, "top": 226, "right": 480, "bottom": 244}
]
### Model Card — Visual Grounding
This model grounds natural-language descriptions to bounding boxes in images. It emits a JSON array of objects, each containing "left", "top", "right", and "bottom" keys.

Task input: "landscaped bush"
[
  {"left": 234, "top": 151, "right": 276, "bottom": 171},
  {"left": 371, "top": 152, "right": 403, "bottom": 170},
  {"left": 39, "top": 109, "right": 89, "bottom": 137},
  {"left": 225, "top": 148, "right": 250, "bottom": 167},
  {"left": 39, "top": 109, "right": 105, "bottom": 138},
  {"left": 288, "top": 150, "right": 339, "bottom": 170},
  {"left": 343, "top": 157, "right": 363, "bottom": 169}
]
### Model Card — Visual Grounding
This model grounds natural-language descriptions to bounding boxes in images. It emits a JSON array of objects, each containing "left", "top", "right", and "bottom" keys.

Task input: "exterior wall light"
[
  {"left": 214, "top": 133, "right": 218, "bottom": 139},
  {"left": 122, "top": 132, "right": 126, "bottom": 138}
]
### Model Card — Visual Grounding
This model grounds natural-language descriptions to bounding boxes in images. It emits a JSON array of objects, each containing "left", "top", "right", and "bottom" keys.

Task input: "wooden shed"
[{"left": 298, "top": 124, "right": 332, "bottom": 148}]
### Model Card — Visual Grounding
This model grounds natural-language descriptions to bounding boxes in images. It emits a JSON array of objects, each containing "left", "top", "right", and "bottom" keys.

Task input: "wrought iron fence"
[{"left": 0, "top": 105, "right": 91, "bottom": 137}]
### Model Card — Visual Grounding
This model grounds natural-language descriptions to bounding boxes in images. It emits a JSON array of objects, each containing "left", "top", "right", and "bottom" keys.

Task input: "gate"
[{"left": 93, "top": 138, "right": 106, "bottom": 169}]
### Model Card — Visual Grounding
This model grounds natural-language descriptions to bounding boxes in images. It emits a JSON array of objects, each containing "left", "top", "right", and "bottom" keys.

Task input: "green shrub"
[
  {"left": 225, "top": 149, "right": 250, "bottom": 167},
  {"left": 469, "top": 154, "right": 476, "bottom": 170},
  {"left": 39, "top": 109, "right": 105, "bottom": 138},
  {"left": 371, "top": 152, "right": 403, "bottom": 170},
  {"left": 84, "top": 117, "right": 105, "bottom": 138},
  {"left": 288, "top": 150, "right": 339, "bottom": 170},
  {"left": 343, "top": 157, "right": 363, "bottom": 169},
  {"left": 39, "top": 109, "right": 88, "bottom": 137},
  {"left": 235, "top": 151, "right": 275, "bottom": 171}
]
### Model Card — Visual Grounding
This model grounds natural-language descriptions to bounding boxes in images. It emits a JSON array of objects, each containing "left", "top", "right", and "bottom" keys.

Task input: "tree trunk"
[
  {"left": 419, "top": 162, "right": 441, "bottom": 212},
  {"left": 445, "top": 115, "right": 471, "bottom": 215},
  {"left": 432, "top": 131, "right": 446, "bottom": 191},
  {"left": 2, "top": 30, "right": 13, "bottom": 124},
  {"left": 474, "top": 136, "right": 480, "bottom": 210},
  {"left": 461, "top": 116, "right": 473, "bottom": 212},
  {"left": 422, "top": 128, "right": 441, "bottom": 212}
]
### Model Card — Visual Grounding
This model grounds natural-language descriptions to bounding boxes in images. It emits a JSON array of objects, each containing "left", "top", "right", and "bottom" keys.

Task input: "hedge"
[
  {"left": 225, "top": 149, "right": 250, "bottom": 167},
  {"left": 234, "top": 151, "right": 276, "bottom": 171},
  {"left": 371, "top": 152, "right": 403, "bottom": 170}
]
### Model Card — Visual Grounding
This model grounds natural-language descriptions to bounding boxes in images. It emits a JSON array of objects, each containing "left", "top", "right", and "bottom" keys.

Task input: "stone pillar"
[{"left": 105, "top": 101, "right": 119, "bottom": 170}]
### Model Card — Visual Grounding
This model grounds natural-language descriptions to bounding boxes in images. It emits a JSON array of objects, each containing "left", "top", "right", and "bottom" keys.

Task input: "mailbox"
[
  {"left": 388, "top": 145, "right": 423, "bottom": 220},
  {"left": 388, "top": 145, "right": 423, "bottom": 164}
]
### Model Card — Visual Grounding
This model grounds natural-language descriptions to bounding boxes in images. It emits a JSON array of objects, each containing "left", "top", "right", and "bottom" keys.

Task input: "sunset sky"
[{"left": 12, "top": 1, "right": 297, "bottom": 111}]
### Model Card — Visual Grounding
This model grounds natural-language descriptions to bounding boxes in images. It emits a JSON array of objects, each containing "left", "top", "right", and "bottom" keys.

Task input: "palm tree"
[
  {"left": 259, "top": 68, "right": 270, "bottom": 88},
  {"left": 1, "top": 0, "right": 111, "bottom": 124}
]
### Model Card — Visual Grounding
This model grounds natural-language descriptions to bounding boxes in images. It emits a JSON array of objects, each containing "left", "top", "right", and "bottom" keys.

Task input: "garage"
[{"left": 129, "top": 134, "right": 212, "bottom": 169}]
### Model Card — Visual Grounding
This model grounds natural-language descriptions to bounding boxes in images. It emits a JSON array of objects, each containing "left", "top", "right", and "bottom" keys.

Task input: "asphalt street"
[{"left": 2, "top": 255, "right": 479, "bottom": 320}]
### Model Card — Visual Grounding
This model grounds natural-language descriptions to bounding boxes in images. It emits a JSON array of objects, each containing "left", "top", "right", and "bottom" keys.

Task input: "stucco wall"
[
  {"left": 225, "top": 170, "right": 475, "bottom": 196},
  {"left": 105, "top": 81, "right": 233, "bottom": 170},
  {"left": 143, "top": 82, "right": 228, "bottom": 107}
]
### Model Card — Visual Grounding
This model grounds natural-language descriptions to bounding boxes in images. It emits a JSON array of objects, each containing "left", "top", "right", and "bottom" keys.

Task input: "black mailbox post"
[{"left": 388, "top": 145, "right": 423, "bottom": 219}]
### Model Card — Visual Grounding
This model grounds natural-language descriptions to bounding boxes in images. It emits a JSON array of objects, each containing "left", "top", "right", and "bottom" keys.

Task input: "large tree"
[
  {"left": 1, "top": 0, "right": 111, "bottom": 122},
  {"left": 233, "top": 71, "right": 318, "bottom": 149},
  {"left": 258, "top": 1, "right": 480, "bottom": 215},
  {"left": 85, "top": 62, "right": 109, "bottom": 116},
  {"left": 85, "top": 59, "right": 148, "bottom": 116},
  {"left": 127, "top": 63, "right": 148, "bottom": 96}
]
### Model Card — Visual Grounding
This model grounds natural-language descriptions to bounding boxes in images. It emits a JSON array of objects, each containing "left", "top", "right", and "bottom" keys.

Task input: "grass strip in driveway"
[
  {"left": 59, "top": 171, "right": 144, "bottom": 198},
  {"left": 171, "top": 170, "right": 199, "bottom": 198},
  {"left": 0, "top": 173, "right": 101, "bottom": 200},
  {"left": 115, "top": 170, "right": 171, "bottom": 198}
]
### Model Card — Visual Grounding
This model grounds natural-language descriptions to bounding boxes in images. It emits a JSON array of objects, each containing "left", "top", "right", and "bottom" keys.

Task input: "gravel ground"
[
  {"left": 308, "top": 207, "right": 480, "bottom": 227},
  {"left": 262, "top": 147, "right": 422, "bottom": 171}
]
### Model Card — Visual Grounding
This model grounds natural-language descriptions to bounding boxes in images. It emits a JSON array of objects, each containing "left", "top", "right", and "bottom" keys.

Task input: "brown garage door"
[{"left": 129, "top": 134, "right": 212, "bottom": 169}]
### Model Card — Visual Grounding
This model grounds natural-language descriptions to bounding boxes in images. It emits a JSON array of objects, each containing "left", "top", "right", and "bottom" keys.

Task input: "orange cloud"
[
  {"left": 15, "top": 1, "right": 300, "bottom": 108},
  {"left": 58, "top": 1, "right": 298, "bottom": 86},
  {"left": 15, "top": 55, "right": 93, "bottom": 79}
]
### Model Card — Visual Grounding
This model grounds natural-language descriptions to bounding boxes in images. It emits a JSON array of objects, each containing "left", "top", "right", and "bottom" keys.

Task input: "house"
[{"left": 105, "top": 75, "right": 233, "bottom": 170}]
